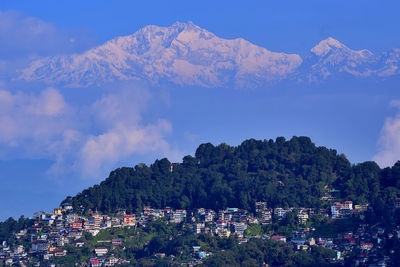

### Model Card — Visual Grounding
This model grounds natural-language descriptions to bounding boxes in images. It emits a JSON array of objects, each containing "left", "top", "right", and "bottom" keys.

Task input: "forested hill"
[{"left": 64, "top": 137, "right": 400, "bottom": 215}]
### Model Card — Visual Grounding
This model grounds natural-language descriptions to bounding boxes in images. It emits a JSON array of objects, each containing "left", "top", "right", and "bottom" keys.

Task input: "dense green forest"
[{"left": 64, "top": 137, "right": 400, "bottom": 216}]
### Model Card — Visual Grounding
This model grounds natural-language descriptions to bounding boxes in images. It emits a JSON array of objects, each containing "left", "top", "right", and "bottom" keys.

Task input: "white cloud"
[
  {"left": 77, "top": 121, "right": 172, "bottom": 178},
  {"left": 373, "top": 101, "right": 400, "bottom": 167},
  {"left": 90, "top": 87, "right": 149, "bottom": 127},
  {"left": 0, "top": 10, "right": 94, "bottom": 60},
  {"left": 27, "top": 88, "right": 67, "bottom": 116},
  {"left": 0, "top": 88, "right": 71, "bottom": 146},
  {"left": 0, "top": 86, "right": 180, "bottom": 180},
  {"left": 74, "top": 88, "right": 179, "bottom": 178}
]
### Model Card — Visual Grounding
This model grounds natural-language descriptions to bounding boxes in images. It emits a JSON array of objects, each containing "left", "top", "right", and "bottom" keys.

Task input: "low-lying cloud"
[
  {"left": 0, "top": 86, "right": 180, "bottom": 180},
  {"left": 77, "top": 121, "right": 172, "bottom": 177},
  {"left": 373, "top": 101, "right": 400, "bottom": 168}
]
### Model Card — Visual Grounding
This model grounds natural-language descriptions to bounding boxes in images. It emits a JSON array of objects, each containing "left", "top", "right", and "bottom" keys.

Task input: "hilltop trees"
[
  {"left": 64, "top": 136, "right": 400, "bottom": 216},
  {"left": 0, "top": 216, "right": 32, "bottom": 243}
]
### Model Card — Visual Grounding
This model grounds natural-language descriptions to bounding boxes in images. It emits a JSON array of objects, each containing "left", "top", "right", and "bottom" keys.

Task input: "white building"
[
  {"left": 95, "top": 247, "right": 108, "bottom": 257},
  {"left": 344, "top": 201, "right": 353, "bottom": 210},
  {"left": 331, "top": 203, "right": 343, "bottom": 219}
]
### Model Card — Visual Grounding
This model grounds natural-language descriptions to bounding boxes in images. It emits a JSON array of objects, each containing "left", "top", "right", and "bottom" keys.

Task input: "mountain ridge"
[{"left": 18, "top": 22, "right": 400, "bottom": 88}]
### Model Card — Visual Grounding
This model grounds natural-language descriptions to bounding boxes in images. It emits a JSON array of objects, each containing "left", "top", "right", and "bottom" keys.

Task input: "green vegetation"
[
  {"left": 65, "top": 137, "right": 400, "bottom": 219},
  {"left": 66, "top": 220, "right": 336, "bottom": 266},
  {"left": 244, "top": 224, "right": 263, "bottom": 236},
  {"left": 3, "top": 136, "right": 400, "bottom": 266},
  {"left": 201, "top": 238, "right": 337, "bottom": 267},
  {"left": 311, "top": 217, "right": 360, "bottom": 238},
  {"left": 0, "top": 216, "right": 32, "bottom": 243}
]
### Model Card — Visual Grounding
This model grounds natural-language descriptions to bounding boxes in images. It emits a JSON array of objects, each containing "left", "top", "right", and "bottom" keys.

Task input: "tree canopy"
[{"left": 64, "top": 137, "right": 400, "bottom": 215}]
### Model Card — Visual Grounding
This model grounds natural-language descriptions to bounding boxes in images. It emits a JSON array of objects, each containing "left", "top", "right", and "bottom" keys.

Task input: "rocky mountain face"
[{"left": 18, "top": 22, "right": 400, "bottom": 88}]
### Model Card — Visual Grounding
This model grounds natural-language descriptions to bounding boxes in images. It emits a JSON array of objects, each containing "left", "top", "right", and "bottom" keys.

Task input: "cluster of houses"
[
  {"left": 255, "top": 200, "right": 371, "bottom": 224},
  {"left": 190, "top": 207, "right": 252, "bottom": 239},
  {"left": 0, "top": 203, "right": 132, "bottom": 266},
  {"left": 1, "top": 196, "right": 400, "bottom": 266},
  {"left": 330, "top": 201, "right": 370, "bottom": 219},
  {"left": 255, "top": 201, "right": 314, "bottom": 224},
  {"left": 254, "top": 200, "right": 400, "bottom": 266}
]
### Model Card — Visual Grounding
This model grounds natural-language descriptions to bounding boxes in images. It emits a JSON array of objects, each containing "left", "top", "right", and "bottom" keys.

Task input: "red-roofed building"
[
  {"left": 360, "top": 242, "right": 373, "bottom": 250},
  {"left": 216, "top": 220, "right": 227, "bottom": 228},
  {"left": 71, "top": 221, "right": 83, "bottom": 229},
  {"left": 271, "top": 235, "right": 286, "bottom": 242},
  {"left": 344, "top": 201, "right": 353, "bottom": 210}
]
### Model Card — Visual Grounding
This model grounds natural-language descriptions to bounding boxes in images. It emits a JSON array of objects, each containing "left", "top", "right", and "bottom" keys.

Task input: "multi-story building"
[
  {"left": 31, "top": 241, "right": 49, "bottom": 253},
  {"left": 89, "top": 214, "right": 103, "bottom": 228},
  {"left": 170, "top": 210, "right": 186, "bottom": 223},
  {"left": 123, "top": 215, "right": 135, "bottom": 226},
  {"left": 193, "top": 223, "right": 205, "bottom": 234},
  {"left": 231, "top": 222, "right": 247, "bottom": 237},
  {"left": 216, "top": 220, "right": 227, "bottom": 229},
  {"left": 218, "top": 229, "right": 231, "bottom": 238},
  {"left": 297, "top": 211, "right": 309, "bottom": 224},
  {"left": 331, "top": 203, "right": 343, "bottom": 219},
  {"left": 344, "top": 201, "right": 353, "bottom": 210},
  {"left": 275, "top": 208, "right": 288, "bottom": 218},
  {"left": 255, "top": 202, "right": 267, "bottom": 215},
  {"left": 217, "top": 210, "right": 225, "bottom": 220}
]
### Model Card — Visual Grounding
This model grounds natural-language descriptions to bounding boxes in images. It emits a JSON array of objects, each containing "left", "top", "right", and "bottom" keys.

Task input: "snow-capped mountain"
[
  {"left": 17, "top": 22, "right": 400, "bottom": 88},
  {"left": 376, "top": 48, "right": 400, "bottom": 77},
  {"left": 305, "top": 37, "right": 378, "bottom": 80},
  {"left": 18, "top": 21, "right": 302, "bottom": 88}
]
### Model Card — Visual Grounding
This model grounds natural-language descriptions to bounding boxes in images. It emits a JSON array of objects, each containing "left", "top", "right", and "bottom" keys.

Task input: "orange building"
[{"left": 123, "top": 214, "right": 135, "bottom": 226}]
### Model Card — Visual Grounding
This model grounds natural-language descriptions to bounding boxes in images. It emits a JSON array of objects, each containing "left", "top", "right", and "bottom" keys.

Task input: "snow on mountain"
[
  {"left": 377, "top": 48, "right": 400, "bottom": 77},
  {"left": 311, "top": 37, "right": 348, "bottom": 57},
  {"left": 306, "top": 37, "right": 378, "bottom": 80},
  {"left": 17, "top": 24, "right": 400, "bottom": 88},
  {"left": 18, "top": 21, "right": 302, "bottom": 88}
]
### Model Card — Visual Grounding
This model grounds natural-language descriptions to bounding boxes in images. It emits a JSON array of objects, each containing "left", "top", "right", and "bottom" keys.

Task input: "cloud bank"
[
  {"left": 374, "top": 101, "right": 400, "bottom": 167},
  {"left": 0, "top": 11, "right": 180, "bottom": 180},
  {"left": 0, "top": 86, "right": 179, "bottom": 179}
]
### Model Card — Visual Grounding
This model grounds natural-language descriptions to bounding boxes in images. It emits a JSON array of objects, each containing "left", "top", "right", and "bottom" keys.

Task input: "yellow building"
[
  {"left": 218, "top": 229, "right": 231, "bottom": 238},
  {"left": 54, "top": 208, "right": 62, "bottom": 215},
  {"left": 298, "top": 212, "right": 309, "bottom": 224},
  {"left": 354, "top": 204, "right": 368, "bottom": 212}
]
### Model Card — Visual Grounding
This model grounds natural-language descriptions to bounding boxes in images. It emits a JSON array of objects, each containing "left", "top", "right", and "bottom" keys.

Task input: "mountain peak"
[
  {"left": 311, "top": 37, "right": 347, "bottom": 56},
  {"left": 18, "top": 21, "right": 302, "bottom": 88},
  {"left": 16, "top": 23, "right": 400, "bottom": 87},
  {"left": 154, "top": 21, "right": 203, "bottom": 35},
  {"left": 132, "top": 21, "right": 202, "bottom": 38},
  {"left": 171, "top": 21, "right": 198, "bottom": 29}
]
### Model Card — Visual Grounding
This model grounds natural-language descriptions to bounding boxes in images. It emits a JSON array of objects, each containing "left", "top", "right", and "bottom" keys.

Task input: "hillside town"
[{"left": 1, "top": 195, "right": 400, "bottom": 266}]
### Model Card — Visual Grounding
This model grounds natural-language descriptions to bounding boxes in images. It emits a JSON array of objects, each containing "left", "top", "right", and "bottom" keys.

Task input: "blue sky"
[
  {"left": 0, "top": 0, "right": 400, "bottom": 220},
  {"left": 2, "top": 0, "right": 400, "bottom": 52}
]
